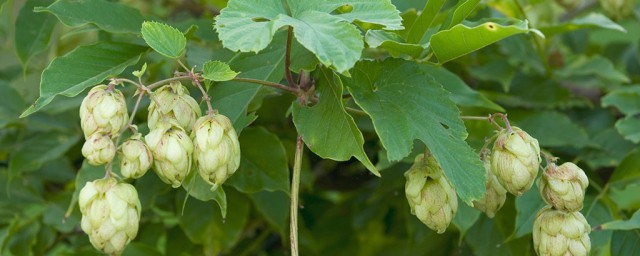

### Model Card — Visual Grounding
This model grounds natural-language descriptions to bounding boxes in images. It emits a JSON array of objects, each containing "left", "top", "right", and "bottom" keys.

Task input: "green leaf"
[
  {"left": 226, "top": 127, "right": 290, "bottom": 194},
  {"left": 214, "top": 0, "right": 402, "bottom": 72},
  {"left": 539, "top": 13, "right": 626, "bottom": 37},
  {"left": 441, "top": 0, "right": 481, "bottom": 29},
  {"left": 293, "top": 68, "right": 378, "bottom": 176},
  {"left": 431, "top": 19, "right": 532, "bottom": 63},
  {"left": 20, "top": 42, "right": 147, "bottom": 117},
  {"left": 14, "top": 0, "right": 57, "bottom": 67},
  {"left": 467, "top": 60, "right": 515, "bottom": 92},
  {"left": 419, "top": 64, "right": 504, "bottom": 111},
  {"left": 513, "top": 184, "right": 546, "bottom": 238},
  {"left": 35, "top": 0, "right": 144, "bottom": 34},
  {"left": 365, "top": 30, "right": 424, "bottom": 57},
  {"left": 249, "top": 190, "right": 289, "bottom": 236},
  {"left": 65, "top": 162, "right": 105, "bottom": 222},
  {"left": 510, "top": 111, "right": 590, "bottom": 148},
  {"left": 181, "top": 170, "right": 227, "bottom": 218},
  {"left": 8, "top": 132, "right": 80, "bottom": 180},
  {"left": 609, "top": 148, "right": 640, "bottom": 184},
  {"left": 597, "top": 210, "right": 640, "bottom": 230},
  {"left": 602, "top": 85, "right": 640, "bottom": 115},
  {"left": 141, "top": 21, "right": 186, "bottom": 59},
  {"left": 405, "top": 0, "right": 445, "bottom": 43},
  {"left": 201, "top": 61, "right": 238, "bottom": 82},
  {"left": 0, "top": 83, "right": 26, "bottom": 127},
  {"left": 615, "top": 116, "right": 640, "bottom": 143},
  {"left": 344, "top": 59, "right": 485, "bottom": 204},
  {"left": 452, "top": 198, "right": 481, "bottom": 239},
  {"left": 559, "top": 55, "right": 629, "bottom": 83},
  {"left": 610, "top": 231, "right": 640, "bottom": 255}
]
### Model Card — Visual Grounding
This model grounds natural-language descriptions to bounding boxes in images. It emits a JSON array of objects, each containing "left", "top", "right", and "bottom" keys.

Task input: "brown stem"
[
  {"left": 147, "top": 76, "right": 192, "bottom": 90},
  {"left": 285, "top": 26, "right": 297, "bottom": 88},
  {"left": 232, "top": 77, "right": 300, "bottom": 95},
  {"left": 178, "top": 60, "right": 215, "bottom": 116},
  {"left": 290, "top": 135, "right": 303, "bottom": 256}
]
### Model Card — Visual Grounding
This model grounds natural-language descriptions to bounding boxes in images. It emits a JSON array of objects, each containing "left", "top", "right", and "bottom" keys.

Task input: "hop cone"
[
  {"left": 491, "top": 127, "right": 541, "bottom": 196},
  {"left": 80, "top": 85, "right": 128, "bottom": 138},
  {"left": 82, "top": 132, "right": 116, "bottom": 166},
  {"left": 538, "top": 162, "right": 589, "bottom": 211},
  {"left": 473, "top": 153, "right": 507, "bottom": 218},
  {"left": 145, "top": 121, "right": 193, "bottom": 188},
  {"left": 79, "top": 178, "right": 141, "bottom": 255},
  {"left": 120, "top": 133, "right": 153, "bottom": 179},
  {"left": 147, "top": 82, "right": 201, "bottom": 133},
  {"left": 599, "top": 0, "right": 635, "bottom": 20},
  {"left": 404, "top": 153, "right": 458, "bottom": 234},
  {"left": 533, "top": 205, "right": 591, "bottom": 256},
  {"left": 192, "top": 114, "right": 241, "bottom": 191}
]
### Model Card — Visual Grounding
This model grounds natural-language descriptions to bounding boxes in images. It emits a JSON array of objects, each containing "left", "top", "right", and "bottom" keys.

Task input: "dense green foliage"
[{"left": 1, "top": 0, "right": 640, "bottom": 255}]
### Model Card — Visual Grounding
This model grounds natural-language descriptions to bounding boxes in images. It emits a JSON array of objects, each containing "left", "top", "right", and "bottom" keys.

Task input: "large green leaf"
[
  {"left": 181, "top": 170, "right": 227, "bottom": 218},
  {"left": 249, "top": 190, "right": 290, "bottom": 236},
  {"left": 226, "top": 127, "right": 290, "bottom": 194},
  {"left": 141, "top": 21, "right": 186, "bottom": 59},
  {"left": 452, "top": 198, "right": 481, "bottom": 238},
  {"left": 441, "top": 0, "right": 481, "bottom": 29},
  {"left": 214, "top": 0, "right": 402, "bottom": 72},
  {"left": 539, "top": 13, "right": 626, "bottom": 37},
  {"left": 510, "top": 111, "right": 590, "bottom": 148},
  {"left": 293, "top": 68, "right": 378, "bottom": 176},
  {"left": 419, "top": 64, "right": 504, "bottom": 111},
  {"left": 21, "top": 42, "right": 147, "bottom": 117},
  {"left": 559, "top": 55, "right": 629, "bottom": 83},
  {"left": 35, "top": 0, "right": 144, "bottom": 34},
  {"left": 8, "top": 132, "right": 80, "bottom": 180},
  {"left": 405, "top": 0, "right": 445, "bottom": 43},
  {"left": 0, "top": 83, "right": 26, "bottom": 127},
  {"left": 14, "top": 0, "right": 56, "bottom": 67},
  {"left": 615, "top": 116, "right": 640, "bottom": 143},
  {"left": 513, "top": 184, "right": 545, "bottom": 238},
  {"left": 602, "top": 85, "right": 640, "bottom": 116},
  {"left": 365, "top": 30, "right": 424, "bottom": 57},
  {"left": 598, "top": 210, "right": 640, "bottom": 230},
  {"left": 610, "top": 231, "right": 640, "bottom": 256},
  {"left": 430, "top": 19, "right": 532, "bottom": 63},
  {"left": 344, "top": 59, "right": 485, "bottom": 204}
]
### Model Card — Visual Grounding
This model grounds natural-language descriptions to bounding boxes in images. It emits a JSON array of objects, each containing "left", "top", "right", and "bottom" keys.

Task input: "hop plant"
[
  {"left": 145, "top": 121, "right": 193, "bottom": 188},
  {"left": 79, "top": 177, "right": 141, "bottom": 255},
  {"left": 120, "top": 133, "right": 153, "bottom": 179},
  {"left": 538, "top": 162, "right": 589, "bottom": 212},
  {"left": 599, "top": 0, "right": 635, "bottom": 20},
  {"left": 147, "top": 82, "right": 201, "bottom": 133},
  {"left": 473, "top": 153, "right": 507, "bottom": 218},
  {"left": 80, "top": 85, "right": 129, "bottom": 138},
  {"left": 533, "top": 205, "right": 591, "bottom": 256},
  {"left": 192, "top": 114, "right": 241, "bottom": 191},
  {"left": 555, "top": 0, "right": 583, "bottom": 9},
  {"left": 404, "top": 153, "right": 458, "bottom": 234},
  {"left": 82, "top": 132, "right": 116, "bottom": 166},
  {"left": 491, "top": 127, "right": 541, "bottom": 196}
]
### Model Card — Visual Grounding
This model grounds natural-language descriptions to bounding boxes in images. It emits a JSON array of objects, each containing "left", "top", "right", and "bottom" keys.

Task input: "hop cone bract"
[
  {"left": 473, "top": 153, "right": 507, "bottom": 218},
  {"left": 145, "top": 121, "right": 193, "bottom": 187},
  {"left": 79, "top": 178, "right": 141, "bottom": 255},
  {"left": 147, "top": 82, "right": 201, "bottom": 133},
  {"left": 191, "top": 114, "right": 240, "bottom": 191},
  {"left": 120, "top": 133, "right": 153, "bottom": 179},
  {"left": 80, "top": 85, "right": 128, "bottom": 138},
  {"left": 404, "top": 153, "right": 458, "bottom": 234},
  {"left": 538, "top": 162, "right": 589, "bottom": 211},
  {"left": 491, "top": 127, "right": 541, "bottom": 196},
  {"left": 82, "top": 132, "right": 116, "bottom": 166},
  {"left": 533, "top": 205, "right": 591, "bottom": 256}
]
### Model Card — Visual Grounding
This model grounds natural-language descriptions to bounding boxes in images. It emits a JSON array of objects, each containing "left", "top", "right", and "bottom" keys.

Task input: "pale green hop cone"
[
  {"left": 79, "top": 178, "right": 141, "bottom": 255},
  {"left": 82, "top": 132, "right": 116, "bottom": 166},
  {"left": 473, "top": 153, "right": 507, "bottom": 218},
  {"left": 599, "top": 0, "right": 635, "bottom": 20},
  {"left": 533, "top": 205, "right": 591, "bottom": 256},
  {"left": 491, "top": 127, "right": 541, "bottom": 196},
  {"left": 147, "top": 82, "right": 201, "bottom": 133},
  {"left": 80, "top": 85, "right": 129, "bottom": 138},
  {"left": 404, "top": 153, "right": 458, "bottom": 234},
  {"left": 191, "top": 114, "right": 240, "bottom": 191},
  {"left": 538, "top": 162, "right": 588, "bottom": 211},
  {"left": 120, "top": 133, "right": 153, "bottom": 179},
  {"left": 145, "top": 121, "right": 193, "bottom": 188}
]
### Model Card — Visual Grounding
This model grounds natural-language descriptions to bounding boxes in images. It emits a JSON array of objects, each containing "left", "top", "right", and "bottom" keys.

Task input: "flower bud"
[
  {"left": 599, "top": 0, "right": 635, "bottom": 20},
  {"left": 80, "top": 85, "right": 129, "bottom": 138},
  {"left": 145, "top": 121, "right": 193, "bottom": 188},
  {"left": 538, "top": 162, "right": 588, "bottom": 212},
  {"left": 79, "top": 178, "right": 141, "bottom": 255},
  {"left": 147, "top": 82, "right": 201, "bottom": 133},
  {"left": 491, "top": 127, "right": 541, "bottom": 196},
  {"left": 192, "top": 114, "right": 241, "bottom": 191},
  {"left": 82, "top": 132, "right": 116, "bottom": 166},
  {"left": 404, "top": 153, "right": 458, "bottom": 234},
  {"left": 473, "top": 154, "right": 507, "bottom": 218},
  {"left": 120, "top": 133, "right": 153, "bottom": 179},
  {"left": 533, "top": 205, "right": 591, "bottom": 256}
]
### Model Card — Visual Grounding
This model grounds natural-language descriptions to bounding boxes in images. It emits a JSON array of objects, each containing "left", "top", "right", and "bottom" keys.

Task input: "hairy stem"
[
  {"left": 290, "top": 135, "right": 303, "bottom": 256},
  {"left": 232, "top": 77, "right": 300, "bottom": 94},
  {"left": 178, "top": 60, "right": 215, "bottom": 115},
  {"left": 285, "top": 26, "right": 297, "bottom": 88},
  {"left": 147, "top": 76, "right": 192, "bottom": 90}
]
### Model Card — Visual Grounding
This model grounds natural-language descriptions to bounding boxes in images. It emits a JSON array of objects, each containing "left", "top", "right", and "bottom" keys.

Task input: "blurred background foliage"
[{"left": 1, "top": 0, "right": 640, "bottom": 255}]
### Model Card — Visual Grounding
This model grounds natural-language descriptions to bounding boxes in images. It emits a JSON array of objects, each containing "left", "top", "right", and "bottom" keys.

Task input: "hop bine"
[
  {"left": 82, "top": 132, "right": 116, "bottom": 166},
  {"left": 80, "top": 85, "right": 129, "bottom": 138},
  {"left": 147, "top": 82, "right": 201, "bottom": 133},
  {"left": 473, "top": 152, "right": 507, "bottom": 218},
  {"left": 538, "top": 162, "right": 589, "bottom": 212},
  {"left": 120, "top": 133, "right": 153, "bottom": 179},
  {"left": 404, "top": 153, "right": 458, "bottom": 234},
  {"left": 79, "top": 178, "right": 141, "bottom": 255},
  {"left": 191, "top": 114, "right": 241, "bottom": 191},
  {"left": 533, "top": 205, "right": 591, "bottom": 256},
  {"left": 491, "top": 126, "right": 541, "bottom": 196},
  {"left": 145, "top": 121, "right": 193, "bottom": 188}
]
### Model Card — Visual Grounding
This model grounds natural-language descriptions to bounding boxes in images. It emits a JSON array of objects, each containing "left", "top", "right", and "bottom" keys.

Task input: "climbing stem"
[{"left": 290, "top": 135, "right": 303, "bottom": 256}]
